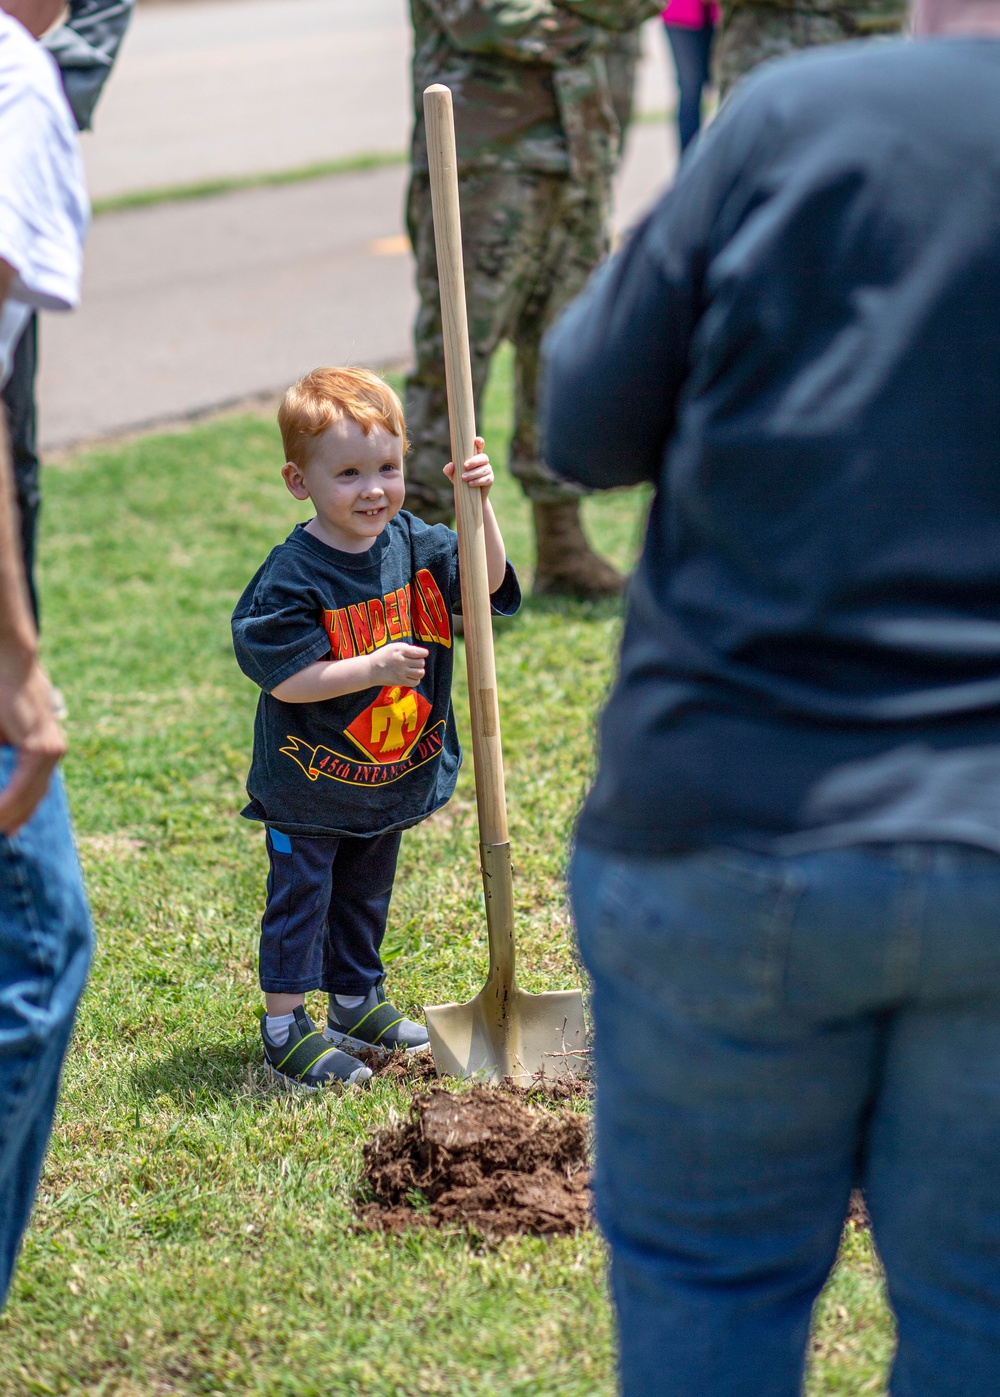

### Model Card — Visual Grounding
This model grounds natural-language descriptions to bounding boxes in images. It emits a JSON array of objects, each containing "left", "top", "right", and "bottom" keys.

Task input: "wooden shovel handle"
[{"left": 423, "top": 84, "right": 508, "bottom": 847}]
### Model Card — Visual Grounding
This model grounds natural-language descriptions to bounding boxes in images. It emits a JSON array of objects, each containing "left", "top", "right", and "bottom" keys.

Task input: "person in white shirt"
[
  {"left": 3, "top": 0, "right": 132, "bottom": 621},
  {"left": 0, "top": 0, "right": 92, "bottom": 1310},
  {"left": 0, "top": 1, "right": 88, "bottom": 386}
]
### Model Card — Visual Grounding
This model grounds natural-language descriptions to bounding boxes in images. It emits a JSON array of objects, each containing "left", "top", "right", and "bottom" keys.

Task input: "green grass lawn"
[{"left": 0, "top": 349, "right": 894, "bottom": 1395}]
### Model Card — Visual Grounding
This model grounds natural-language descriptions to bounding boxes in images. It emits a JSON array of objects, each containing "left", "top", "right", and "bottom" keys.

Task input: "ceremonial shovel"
[{"left": 421, "top": 84, "right": 587, "bottom": 1085}]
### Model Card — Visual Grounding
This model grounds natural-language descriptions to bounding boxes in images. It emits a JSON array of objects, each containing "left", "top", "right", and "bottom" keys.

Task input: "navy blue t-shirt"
[
  {"left": 542, "top": 38, "right": 1000, "bottom": 856},
  {"left": 233, "top": 514, "right": 520, "bottom": 837}
]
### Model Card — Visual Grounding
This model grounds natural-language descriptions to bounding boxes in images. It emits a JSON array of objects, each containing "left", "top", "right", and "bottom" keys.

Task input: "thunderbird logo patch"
[{"left": 344, "top": 685, "right": 432, "bottom": 762}]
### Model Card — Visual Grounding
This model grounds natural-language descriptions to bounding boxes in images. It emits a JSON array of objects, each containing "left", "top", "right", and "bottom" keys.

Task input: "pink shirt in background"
[{"left": 662, "top": 0, "right": 720, "bottom": 27}]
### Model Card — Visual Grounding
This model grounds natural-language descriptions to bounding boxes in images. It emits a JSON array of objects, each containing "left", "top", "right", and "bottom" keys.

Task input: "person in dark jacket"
[
  {"left": 2, "top": 0, "right": 133, "bottom": 623},
  {"left": 541, "top": 0, "right": 1000, "bottom": 1391}
]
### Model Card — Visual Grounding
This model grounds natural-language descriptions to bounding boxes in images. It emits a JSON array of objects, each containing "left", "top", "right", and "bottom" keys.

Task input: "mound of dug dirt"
[{"left": 359, "top": 1085, "right": 592, "bottom": 1237}]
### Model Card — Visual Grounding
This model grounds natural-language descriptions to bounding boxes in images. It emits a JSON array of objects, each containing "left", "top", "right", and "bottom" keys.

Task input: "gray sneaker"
[
  {"left": 262, "top": 1006, "right": 372, "bottom": 1089},
  {"left": 326, "top": 978, "right": 430, "bottom": 1055}
]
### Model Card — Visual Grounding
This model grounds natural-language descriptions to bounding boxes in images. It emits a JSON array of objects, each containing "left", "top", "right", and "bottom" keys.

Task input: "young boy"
[{"left": 233, "top": 367, "right": 520, "bottom": 1088}]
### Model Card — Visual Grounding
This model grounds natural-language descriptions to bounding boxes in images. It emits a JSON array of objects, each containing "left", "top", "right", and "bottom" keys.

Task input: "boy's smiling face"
[{"left": 282, "top": 416, "right": 406, "bottom": 553}]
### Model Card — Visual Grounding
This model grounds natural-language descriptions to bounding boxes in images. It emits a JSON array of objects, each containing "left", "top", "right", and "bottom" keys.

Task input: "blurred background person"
[
  {"left": 715, "top": 0, "right": 907, "bottom": 95},
  {"left": 0, "top": 0, "right": 92, "bottom": 1309},
  {"left": 404, "top": 0, "right": 661, "bottom": 601},
  {"left": 606, "top": 23, "right": 644, "bottom": 155},
  {"left": 662, "top": 0, "right": 718, "bottom": 152},
  {"left": 544, "top": 0, "right": 1000, "bottom": 1390},
  {"left": 1, "top": 0, "right": 133, "bottom": 625},
  {"left": 43, "top": 0, "right": 134, "bottom": 133}
]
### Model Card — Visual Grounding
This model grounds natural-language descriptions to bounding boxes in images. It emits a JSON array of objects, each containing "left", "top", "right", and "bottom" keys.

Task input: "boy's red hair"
[{"left": 278, "top": 367, "right": 408, "bottom": 466}]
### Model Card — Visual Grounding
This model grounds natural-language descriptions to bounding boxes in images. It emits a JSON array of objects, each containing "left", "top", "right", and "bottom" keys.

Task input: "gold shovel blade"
[{"left": 426, "top": 985, "right": 587, "bottom": 1085}]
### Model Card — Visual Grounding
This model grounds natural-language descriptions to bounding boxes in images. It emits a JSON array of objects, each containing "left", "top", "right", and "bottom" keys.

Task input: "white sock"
[
  {"left": 264, "top": 1012, "right": 296, "bottom": 1046},
  {"left": 334, "top": 993, "right": 365, "bottom": 1010}
]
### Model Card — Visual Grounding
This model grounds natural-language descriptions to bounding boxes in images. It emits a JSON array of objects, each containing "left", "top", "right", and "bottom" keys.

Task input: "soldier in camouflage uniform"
[
  {"left": 606, "top": 26, "right": 644, "bottom": 143},
  {"left": 405, "top": 0, "right": 660, "bottom": 599},
  {"left": 714, "top": 0, "right": 908, "bottom": 95}
]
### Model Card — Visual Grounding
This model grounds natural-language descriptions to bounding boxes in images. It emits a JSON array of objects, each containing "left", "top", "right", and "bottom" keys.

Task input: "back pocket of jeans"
[{"left": 590, "top": 850, "right": 803, "bottom": 1022}]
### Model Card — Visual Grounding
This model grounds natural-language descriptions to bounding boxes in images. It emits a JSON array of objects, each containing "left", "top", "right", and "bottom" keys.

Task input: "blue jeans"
[
  {"left": 571, "top": 841, "right": 1000, "bottom": 1396},
  {"left": 0, "top": 751, "right": 92, "bottom": 1306},
  {"left": 664, "top": 21, "right": 714, "bottom": 152}
]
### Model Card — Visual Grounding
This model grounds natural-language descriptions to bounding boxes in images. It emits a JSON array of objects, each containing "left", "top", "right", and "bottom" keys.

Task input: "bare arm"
[
  {"left": 0, "top": 260, "right": 66, "bottom": 832},
  {"left": 444, "top": 437, "right": 507, "bottom": 594},
  {"left": 481, "top": 497, "right": 507, "bottom": 595},
  {"left": 271, "top": 642, "right": 430, "bottom": 704}
]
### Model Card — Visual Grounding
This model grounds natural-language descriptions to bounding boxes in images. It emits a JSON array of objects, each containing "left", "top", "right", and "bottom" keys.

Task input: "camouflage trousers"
[
  {"left": 715, "top": 3, "right": 906, "bottom": 95},
  {"left": 404, "top": 167, "right": 608, "bottom": 523}
]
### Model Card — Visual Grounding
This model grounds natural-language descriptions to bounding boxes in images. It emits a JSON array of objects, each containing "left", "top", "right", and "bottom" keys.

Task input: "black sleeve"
[
  {"left": 44, "top": 0, "right": 135, "bottom": 131},
  {"left": 490, "top": 561, "right": 521, "bottom": 616},
  {"left": 539, "top": 85, "right": 773, "bottom": 490},
  {"left": 406, "top": 516, "right": 464, "bottom": 614},
  {"left": 231, "top": 558, "right": 332, "bottom": 693}
]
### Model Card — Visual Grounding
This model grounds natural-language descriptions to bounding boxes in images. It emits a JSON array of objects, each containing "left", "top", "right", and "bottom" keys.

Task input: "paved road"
[
  {"left": 84, "top": 0, "right": 674, "bottom": 200},
  {"left": 39, "top": 2, "right": 678, "bottom": 448},
  {"left": 83, "top": 0, "right": 414, "bottom": 201}
]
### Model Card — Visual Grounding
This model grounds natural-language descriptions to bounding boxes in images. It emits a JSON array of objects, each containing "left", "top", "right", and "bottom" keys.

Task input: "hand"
[
  {"left": 444, "top": 437, "right": 493, "bottom": 497},
  {"left": 0, "top": 658, "right": 66, "bottom": 834},
  {"left": 369, "top": 643, "right": 429, "bottom": 688}
]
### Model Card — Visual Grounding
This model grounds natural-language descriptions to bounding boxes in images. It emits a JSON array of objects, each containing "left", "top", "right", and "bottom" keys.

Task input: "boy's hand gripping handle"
[{"left": 423, "top": 83, "right": 508, "bottom": 850}]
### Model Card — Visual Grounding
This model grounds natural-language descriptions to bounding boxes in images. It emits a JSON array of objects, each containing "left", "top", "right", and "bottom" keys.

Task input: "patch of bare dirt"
[
  {"left": 353, "top": 1046, "right": 440, "bottom": 1084},
  {"left": 357, "top": 1045, "right": 593, "bottom": 1103},
  {"left": 78, "top": 833, "right": 146, "bottom": 859},
  {"left": 359, "top": 1085, "right": 591, "bottom": 1237}
]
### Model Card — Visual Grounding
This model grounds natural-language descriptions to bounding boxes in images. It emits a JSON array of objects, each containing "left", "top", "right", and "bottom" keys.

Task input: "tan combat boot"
[{"left": 532, "top": 500, "right": 625, "bottom": 599}]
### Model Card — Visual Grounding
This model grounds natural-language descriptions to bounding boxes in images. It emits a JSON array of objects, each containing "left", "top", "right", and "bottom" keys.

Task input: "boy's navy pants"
[{"left": 259, "top": 828, "right": 402, "bottom": 996}]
